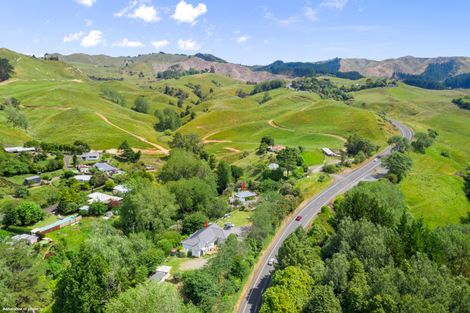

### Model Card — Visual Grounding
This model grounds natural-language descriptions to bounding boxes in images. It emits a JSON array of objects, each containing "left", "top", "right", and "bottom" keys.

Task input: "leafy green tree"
[
  {"left": 230, "top": 165, "right": 244, "bottom": 180},
  {"left": 388, "top": 135, "right": 411, "bottom": 153},
  {"left": 335, "top": 181, "right": 407, "bottom": 228},
  {"left": 3, "top": 201, "right": 45, "bottom": 226},
  {"left": 260, "top": 286, "right": 298, "bottom": 313},
  {"left": 463, "top": 166, "right": 470, "bottom": 201},
  {"left": 182, "top": 212, "right": 208, "bottom": 235},
  {"left": 0, "top": 58, "right": 13, "bottom": 82},
  {"left": 120, "top": 178, "right": 177, "bottom": 234},
  {"left": 89, "top": 202, "right": 108, "bottom": 216},
  {"left": 304, "top": 285, "right": 342, "bottom": 313},
  {"left": 159, "top": 149, "right": 213, "bottom": 182},
  {"left": 216, "top": 161, "right": 232, "bottom": 193},
  {"left": 383, "top": 152, "right": 413, "bottom": 182},
  {"left": 277, "top": 147, "right": 303, "bottom": 175},
  {"left": 182, "top": 270, "right": 219, "bottom": 310},
  {"left": 261, "top": 136, "right": 275, "bottom": 146},
  {"left": 169, "top": 133, "right": 206, "bottom": 158},
  {"left": 155, "top": 108, "right": 181, "bottom": 131},
  {"left": 167, "top": 177, "right": 217, "bottom": 214},
  {"left": 412, "top": 132, "right": 434, "bottom": 153},
  {"left": 344, "top": 258, "right": 370, "bottom": 312},
  {"left": 345, "top": 134, "right": 378, "bottom": 157},
  {"left": 5, "top": 106, "right": 28, "bottom": 129},
  {"left": 118, "top": 140, "right": 141, "bottom": 163},
  {"left": 105, "top": 281, "right": 194, "bottom": 313},
  {"left": 133, "top": 96, "right": 148, "bottom": 113}
]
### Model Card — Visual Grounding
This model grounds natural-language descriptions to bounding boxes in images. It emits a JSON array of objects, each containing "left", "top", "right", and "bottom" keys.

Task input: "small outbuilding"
[
  {"left": 88, "top": 192, "right": 122, "bottom": 204},
  {"left": 230, "top": 190, "right": 258, "bottom": 204},
  {"left": 4, "top": 146, "right": 36, "bottom": 153},
  {"left": 79, "top": 151, "right": 100, "bottom": 161},
  {"left": 322, "top": 147, "right": 340, "bottom": 157},
  {"left": 74, "top": 175, "right": 92, "bottom": 183},
  {"left": 113, "top": 184, "right": 129, "bottom": 195},
  {"left": 150, "top": 266, "right": 172, "bottom": 282},
  {"left": 267, "top": 163, "right": 280, "bottom": 170},
  {"left": 11, "top": 234, "right": 39, "bottom": 245},
  {"left": 23, "top": 176, "right": 41, "bottom": 186}
]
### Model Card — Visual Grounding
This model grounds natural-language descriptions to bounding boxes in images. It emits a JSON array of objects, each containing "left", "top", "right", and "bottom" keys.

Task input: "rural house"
[
  {"left": 268, "top": 145, "right": 286, "bottom": 153},
  {"left": 322, "top": 147, "right": 340, "bottom": 157},
  {"left": 182, "top": 224, "right": 227, "bottom": 257},
  {"left": 88, "top": 192, "right": 122, "bottom": 204},
  {"left": 95, "top": 162, "right": 122, "bottom": 175},
  {"left": 79, "top": 151, "right": 100, "bottom": 161},
  {"left": 113, "top": 184, "right": 129, "bottom": 195},
  {"left": 23, "top": 175, "right": 41, "bottom": 186},
  {"left": 74, "top": 175, "right": 92, "bottom": 183},
  {"left": 230, "top": 190, "right": 258, "bottom": 204}
]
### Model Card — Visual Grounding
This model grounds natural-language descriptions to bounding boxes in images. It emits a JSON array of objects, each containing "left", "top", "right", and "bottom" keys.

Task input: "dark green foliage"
[
  {"left": 183, "top": 269, "right": 220, "bottom": 310},
  {"left": 343, "top": 78, "right": 397, "bottom": 92},
  {"left": 89, "top": 202, "right": 108, "bottom": 216},
  {"left": 387, "top": 135, "right": 411, "bottom": 152},
  {"left": 345, "top": 134, "right": 378, "bottom": 157},
  {"left": 194, "top": 53, "right": 227, "bottom": 63},
  {"left": 3, "top": 201, "right": 45, "bottom": 227},
  {"left": 216, "top": 161, "right": 232, "bottom": 193},
  {"left": 118, "top": 140, "right": 141, "bottom": 163},
  {"left": 0, "top": 242, "right": 50, "bottom": 309},
  {"left": 276, "top": 147, "right": 304, "bottom": 175},
  {"left": 159, "top": 149, "right": 213, "bottom": 182},
  {"left": 444, "top": 73, "right": 470, "bottom": 88},
  {"left": 230, "top": 165, "right": 243, "bottom": 180},
  {"left": 5, "top": 106, "right": 28, "bottom": 129},
  {"left": 411, "top": 132, "right": 434, "bottom": 153},
  {"left": 169, "top": 133, "right": 207, "bottom": 159},
  {"left": 464, "top": 166, "right": 470, "bottom": 202},
  {"left": 304, "top": 285, "right": 342, "bottom": 313},
  {"left": 335, "top": 180, "right": 407, "bottom": 227},
  {"left": 322, "top": 164, "right": 338, "bottom": 174},
  {"left": 157, "top": 64, "right": 208, "bottom": 79},
  {"left": 0, "top": 58, "right": 14, "bottom": 82},
  {"left": 250, "top": 79, "right": 285, "bottom": 95},
  {"left": 155, "top": 108, "right": 181, "bottom": 131},
  {"left": 182, "top": 212, "right": 208, "bottom": 235},
  {"left": 133, "top": 96, "right": 148, "bottom": 113},
  {"left": 119, "top": 178, "right": 177, "bottom": 234},
  {"left": 452, "top": 95, "right": 470, "bottom": 110},
  {"left": 166, "top": 177, "right": 217, "bottom": 214},
  {"left": 258, "top": 92, "right": 272, "bottom": 104},
  {"left": 383, "top": 152, "right": 413, "bottom": 182},
  {"left": 291, "top": 77, "right": 353, "bottom": 101}
]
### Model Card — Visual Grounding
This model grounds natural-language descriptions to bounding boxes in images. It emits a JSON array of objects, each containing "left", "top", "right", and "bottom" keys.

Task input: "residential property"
[
  {"left": 74, "top": 175, "right": 92, "bottom": 183},
  {"left": 322, "top": 147, "right": 340, "bottom": 157},
  {"left": 150, "top": 265, "right": 172, "bottom": 282},
  {"left": 95, "top": 162, "right": 122, "bottom": 175},
  {"left": 230, "top": 190, "right": 258, "bottom": 204},
  {"left": 268, "top": 145, "right": 286, "bottom": 153},
  {"left": 113, "top": 184, "right": 129, "bottom": 195},
  {"left": 77, "top": 164, "right": 92, "bottom": 174},
  {"left": 23, "top": 175, "right": 41, "bottom": 186},
  {"left": 79, "top": 151, "right": 100, "bottom": 161},
  {"left": 31, "top": 215, "right": 82, "bottom": 235},
  {"left": 182, "top": 224, "right": 227, "bottom": 257},
  {"left": 267, "top": 163, "right": 280, "bottom": 170},
  {"left": 4, "top": 146, "right": 36, "bottom": 153},
  {"left": 88, "top": 192, "right": 122, "bottom": 204},
  {"left": 11, "top": 234, "right": 39, "bottom": 245}
]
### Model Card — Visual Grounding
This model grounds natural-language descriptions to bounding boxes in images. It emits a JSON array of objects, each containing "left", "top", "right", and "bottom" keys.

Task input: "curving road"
[{"left": 238, "top": 120, "right": 413, "bottom": 313}]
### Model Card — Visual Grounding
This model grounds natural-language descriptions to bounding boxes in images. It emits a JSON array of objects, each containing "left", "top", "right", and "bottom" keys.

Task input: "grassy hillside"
[{"left": 352, "top": 83, "right": 470, "bottom": 226}]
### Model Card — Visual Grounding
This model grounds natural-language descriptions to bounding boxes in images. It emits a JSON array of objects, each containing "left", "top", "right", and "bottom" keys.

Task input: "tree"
[
  {"left": 5, "top": 106, "right": 28, "bottom": 130},
  {"left": 3, "top": 201, "right": 45, "bottom": 226},
  {"left": 159, "top": 149, "right": 213, "bottom": 182},
  {"left": 169, "top": 133, "right": 206, "bottom": 159},
  {"left": 182, "top": 270, "right": 219, "bottom": 310},
  {"left": 463, "top": 166, "right": 470, "bottom": 201},
  {"left": 261, "top": 136, "right": 275, "bottom": 146},
  {"left": 89, "top": 202, "right": 108, "bottom": 216},
  {"left": 216, "top": 161, "right": 232, "bottom": 193},
  {"left": 133, "top": 96, "right": 148, "bottom": 113},
  {"left": 304, "top": 285, "right": 342, "bottom": 313},
  {"left": 345, "top": 134, "right": 378, "bottom": 157},
  {"left": 120, "top": 178, "right": 177, "bottom": 234},
  {"left": 118, "top": 140, "right": 140, "bottom": 163},
  {"left": 0, "top": 58, "right": 14, "bottom": 82},
  {"left": 182, "top": 212, "right": 208, "bottom": 235},
  {"left": 388, "top": 135, "right": 411, "bottom": 153},
  {"left": 166, "top": 177, "right": 217, "bottom": 214},
  {"left": 155, "top": 108, "right": 181, "bottom": 131},
  {"left": 412, "top": 132, "right": 434, "bottom": 153},
  {"left": 105, "top": 282, "right": 192, "bottom": 313},
  {"left": 383, "top": 152, "right": 413, "bottom": 182},
  {"left": 277, "top": 147, "right": 303, "bottom": 175}
]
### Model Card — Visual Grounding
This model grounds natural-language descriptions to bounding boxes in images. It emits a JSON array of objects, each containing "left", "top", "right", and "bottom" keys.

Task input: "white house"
[
  {"left": 182, "top": 224, "right": 227, "bottom": 257},
  {"left": 88, "top": 192, "right": 122, "bottom": 204},
  {"left": 230, "top": 190, "right": 258, "bottom": 204},
  {"left": 79, "top": 152, "right": 100, "bottom": 161},
  {"left": 322, "top": 147, "right": 340, "bottom": 157},
  {"left": 95, "top": 163, "right": 123, "bottom": 175},
  {"left": 74, "top": 175, "right": 92, "bottom": 183},
  {"left": 113, "top": 184, "right": 129, "bottom": 195},
  {"left": 4, "top": 146, "right": 36, "bottom": 153}
]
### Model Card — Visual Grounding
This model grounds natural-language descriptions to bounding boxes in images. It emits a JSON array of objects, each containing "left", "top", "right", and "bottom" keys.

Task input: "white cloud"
[
  {"left": 236, "top": 35, "right": 251, "bottom": 43},
  {"left": 80, "top": 30, "right": 103, "bottom": 47},
  {"left": 112, "top": 38, "right": 144, "bottom": 47},
  {"left": 85, "top": 19, "right": 93, "bottom": 26},
  {"left": 178, "top": 39, "right": 200, "bottom": 51},
  {"left": 321, "top": 0, "right": 348, "bottom": 9},
  {"left": 63, "top": 31, "right": 85, "bottom": 43},
  {"left": 172, "top": 0, "right": 207, "bottom": 24},
  {"left": 76, "top": 0, "right": 96, "bottom": 7},
  {"left": 129, "top": 4, "right": 160, "bottom": 22},
  {"left": 115, "top": 2, "right": 160, "bottom": 23},
  {"left": 304, "top": 6, "right": 318, "bottom": 21},
  {"left": 151, "top": 40, "right": 169, "bottom": 49},
  {"left": 262, "top": 6, "right": 298, "bottom": 26}
]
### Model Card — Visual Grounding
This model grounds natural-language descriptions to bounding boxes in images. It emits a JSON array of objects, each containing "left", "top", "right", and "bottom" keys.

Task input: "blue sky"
[{"left": 1, "top": 0, "right": 469, "bottom": 65}]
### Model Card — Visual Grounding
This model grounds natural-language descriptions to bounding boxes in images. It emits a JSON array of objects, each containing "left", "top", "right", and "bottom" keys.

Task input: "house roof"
[
  {"left": 235, "top": 190, "right": 257, "bottom": 199},
  {"left": 182, "top": 224, "right": 226, "bottom": 250},
  {"left": 268, "top": 163, "right": 279, "bottom": 170},
  {"left": 25, "top": 175, "right": 41, "bottom": 181},
  {"left": 88, "top": 192, "right": 122, "bottom": 204},
  {"left": 113, "top": 185, "right": 129, "bottom": 193},
  {"left": 74, "top": 175, "right": 92, "bottom": 182},
  {"left": 12, "top": 234, "right": 39, "bottom": 244},
  {"left": 95, "top": 163, "right": 117, "bottom": 172},
  {"left": 4, "top": 147, "right": 36, "bottom": 153},
  {"left": 80, "top": 151, "right": 100, "bottom": 158}
]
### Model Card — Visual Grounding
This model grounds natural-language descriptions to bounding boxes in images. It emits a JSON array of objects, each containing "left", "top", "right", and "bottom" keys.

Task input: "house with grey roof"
[
  {"left": 94, "top": 162, "right": 122, "bottom": 175},
  {"left": 150, "top": 265, "right": 172, "bottom": 282},
  {"left": 182, "top": 224, "right": 227, "bottom": 257},
  {"left": 23, "top": 175, "right": 41, "bottom": 186},
  {"left": 79, "top": 151, "right": 100, "bottom": 161},
  {"left": 11, "top": 234, "right": 39, "bottom": 245},
  {"left": 230, "top": 190, "right": 258, "bottom": 205}
]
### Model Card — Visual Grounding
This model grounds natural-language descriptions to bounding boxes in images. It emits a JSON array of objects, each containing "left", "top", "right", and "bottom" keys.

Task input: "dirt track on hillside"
[{"left": 95, "top": 112, "right": 169, "bottom": 155}]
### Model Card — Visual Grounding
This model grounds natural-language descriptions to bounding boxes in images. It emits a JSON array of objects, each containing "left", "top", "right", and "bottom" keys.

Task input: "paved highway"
[{"left": 239, "top": 120, "right": 413, "bottom": 313}]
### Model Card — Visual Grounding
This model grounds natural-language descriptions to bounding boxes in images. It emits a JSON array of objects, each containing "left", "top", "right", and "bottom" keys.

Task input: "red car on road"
[{"left": 295, "top": 216, "right": 303, "bottom": 221}]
